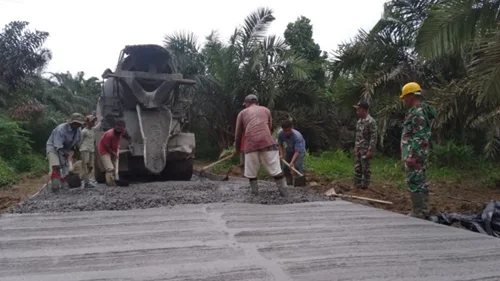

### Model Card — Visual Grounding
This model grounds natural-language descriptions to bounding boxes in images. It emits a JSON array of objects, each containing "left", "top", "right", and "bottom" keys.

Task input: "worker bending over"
[
  {"left": 278, "top": 120, "right": 306, "bottom": 186},
  {"left": 353, "top": 101, "right": 377, "bottom": 189},
  {"left": 46, "top": 113, "right": 85, "bottom": 192},
  {"left": 97, "top": 119, "right": 131, "bottom": 186},
  {"left": 400, "top": 82, "right": 436, "bottom": 219},
  {"left": 234, "top": 94, "right": 288, "bottom": 196},
  {"left": 79, "top": 115, "right": 101, "bottom": 188}
]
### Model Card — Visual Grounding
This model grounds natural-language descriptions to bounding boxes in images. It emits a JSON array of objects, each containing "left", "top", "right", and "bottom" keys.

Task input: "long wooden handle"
[
  {"left": 281, "top": 159, "right": 304, "bottom": 177},
  {"left": 115, "top": 148, "right": 120, "bottom": 179},
  {"left": 202, "top": 155, "right": 233, "bottom": 171},
  {"left": 325, "top": 188, "right": 392, "bottom": 205}
]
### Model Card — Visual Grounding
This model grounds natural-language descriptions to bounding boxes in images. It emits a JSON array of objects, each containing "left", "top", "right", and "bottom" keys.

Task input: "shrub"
[
  {"left": 0, "top": 157, "right": 18, "bottom": 189},
  {"left": 0, "top": 115, "right": 33, "bottom": 160},
  {"left": 430, "top": 141, "right": 474, "bottom": 169},
  {"left": 8, "top": 154, "right": 47, "bottom": 177}
]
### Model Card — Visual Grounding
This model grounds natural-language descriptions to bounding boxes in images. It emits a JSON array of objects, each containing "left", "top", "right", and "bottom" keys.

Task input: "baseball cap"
[
  {"left": 69, "top": 113, "right": 85, "bottom": 124},
  {"left": 243, "top": 94, "right": 258, "bottom": 105},
  {"left": 353, "top": 101, "right": 370, "bottom": 110}
]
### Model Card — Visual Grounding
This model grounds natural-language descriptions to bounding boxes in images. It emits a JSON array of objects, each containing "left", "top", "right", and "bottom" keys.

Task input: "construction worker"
[
  {"left": 234, "top": 94, "right": 288, "bottom": 196},
  {"left": 97, "top": 119, "right": 131, "bottom": 186},
  {"left": 46, "top": 113, "right": 85, "bottom": 192},
  {"left": 79, "top": 115, "right": 101, "bottom": 188},
  {"left": 278, "top": 120, "right": 306, "bottom": 186},
  {"left": 353, "top": 101, "right": 377, "bottom": 189},
  {"left": 400, "top": 82, "right": 436, "bottom": 219}
]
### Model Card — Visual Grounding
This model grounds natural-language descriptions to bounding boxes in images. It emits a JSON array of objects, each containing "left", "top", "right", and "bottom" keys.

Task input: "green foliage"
[
  {"left": 165, "top": 8, "right": 337, "bottom": 152},
  {"left": 0, "top": 21, "right": 51, "bottom": 95},
  {"left": 7, "top": 154, "right": 47, "bottom": 177},
  {"left": 0, "top": 115, "right": 33, "bottom": 160},
  {"left": 0, "top": 157, "right": 18, "bottom": 189},
  {"left": 430, "top": 141, "right": 474, "bottom": 168}
]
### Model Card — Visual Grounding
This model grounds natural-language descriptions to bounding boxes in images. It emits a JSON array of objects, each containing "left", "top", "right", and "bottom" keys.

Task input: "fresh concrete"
[
  {"left": 8, "top": 177, "right": 332, "bottom": 213},
  {"left": 2, "top": 201, "right": 500, "bottom": 281}
]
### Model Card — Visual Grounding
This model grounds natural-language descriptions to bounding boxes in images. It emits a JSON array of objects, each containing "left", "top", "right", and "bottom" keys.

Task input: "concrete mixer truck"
[{"left": 93, "top": 44, "right": 196, "bottom": 182}]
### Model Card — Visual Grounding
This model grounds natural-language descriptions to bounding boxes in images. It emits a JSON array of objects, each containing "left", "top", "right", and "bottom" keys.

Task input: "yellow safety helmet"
[{"left": 400, "top": 82, "right": 422, "bottom": 99}]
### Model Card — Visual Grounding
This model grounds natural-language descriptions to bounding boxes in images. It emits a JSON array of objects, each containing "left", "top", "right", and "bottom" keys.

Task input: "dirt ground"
[
  {"left": 194, "top": 161, "right": 500, "bottom": 216},
  {"left": 0, "top": 175, "right": 48, "bottom": 213}
]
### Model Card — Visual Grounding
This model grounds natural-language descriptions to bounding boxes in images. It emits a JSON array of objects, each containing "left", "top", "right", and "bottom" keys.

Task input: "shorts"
[
  {"left": 81, "top": 151, "right": 95, "bottom": 168},
  {"left": 47, "top": 150, "right": 69, "bottom": 177},
  {"left": 47, "top": 151, "right": 61, "bottom": 167},
  {"left": 244, "top": 150, "right": 282, "bottom": 178}
]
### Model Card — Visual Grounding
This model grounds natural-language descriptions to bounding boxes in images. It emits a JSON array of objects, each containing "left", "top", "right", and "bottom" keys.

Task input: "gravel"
[{"left": 8, "top": 175, "right": 334, "bottom": 213}]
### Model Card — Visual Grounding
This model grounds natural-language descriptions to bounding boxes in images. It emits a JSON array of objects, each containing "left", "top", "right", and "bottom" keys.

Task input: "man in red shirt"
[
  {"left": 98, "top": 119, "right": 131, "bottom": 186},
  {"left": 234, "top": 94, "right": 287, "bottom": 196}
]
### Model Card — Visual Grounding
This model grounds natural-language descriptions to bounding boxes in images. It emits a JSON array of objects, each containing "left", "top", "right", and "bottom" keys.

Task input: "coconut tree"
[
  {"left": 165, "top": 7, "right": 313, "bottom": 150},
  {"left": 415, "top": 0, "right": 500, "bottom": 157}
]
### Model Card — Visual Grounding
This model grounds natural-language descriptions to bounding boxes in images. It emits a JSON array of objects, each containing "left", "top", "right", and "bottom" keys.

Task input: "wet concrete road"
[
  {"left": 8, "top": 176, "right": 332, "bottom": 213},
  {"left": 2, "top": 201, "right": 500, "bottom": 281}
]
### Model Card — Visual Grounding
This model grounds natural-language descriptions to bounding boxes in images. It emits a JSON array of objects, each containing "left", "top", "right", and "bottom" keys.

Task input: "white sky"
[{"left": 0, "top": 0, "right": 386, "bottom": 78}]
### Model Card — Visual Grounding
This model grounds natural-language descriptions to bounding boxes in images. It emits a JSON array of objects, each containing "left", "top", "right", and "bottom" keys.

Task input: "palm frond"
[{"left": 415, "top": 0, "right": 484, "bottom": 59}]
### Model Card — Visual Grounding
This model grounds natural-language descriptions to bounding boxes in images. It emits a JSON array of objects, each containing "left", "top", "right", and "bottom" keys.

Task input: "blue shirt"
[
  {"left": 278, "top": 128, "right": 306, "bottom": 153},
  {"left": 46, "top": 123, "right": 82, "bottom": 153}
]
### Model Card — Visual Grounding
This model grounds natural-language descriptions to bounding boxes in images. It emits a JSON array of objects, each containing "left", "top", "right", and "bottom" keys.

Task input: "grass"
[
  {"left": 0, "top": 153, "right": 48, "bottom": 189},
  {"left": 209, "top": 150, "right": 500, "bottom": 190}
]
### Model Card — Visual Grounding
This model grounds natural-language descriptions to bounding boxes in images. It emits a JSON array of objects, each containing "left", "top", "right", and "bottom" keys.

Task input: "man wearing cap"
[
  {"left": 79, "top": 115, "right": 101, "bottom": 188},
  {"left": 46, "top": 113, "right": 85, "bottom": 192},
  {"left": 400, "top": 82, "right": 436, "bottom": 219},
  {"left": 98, "top": 119, "right": 131, "bottom": 186},
  {"left": 353, "top": 101, "right": 377, "bottom": 189},
  {"left": 234, "top": 94, "right": 288, "bottom": 196}
]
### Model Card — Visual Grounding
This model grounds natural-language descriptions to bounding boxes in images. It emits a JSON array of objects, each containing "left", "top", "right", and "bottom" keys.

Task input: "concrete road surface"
[{"left": 2, "top": 201, "right": 500, "bottom": 281}]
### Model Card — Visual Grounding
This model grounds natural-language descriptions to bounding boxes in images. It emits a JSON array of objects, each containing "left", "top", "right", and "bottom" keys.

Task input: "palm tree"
[
  {"left": 415, "top": 0, "right": 500, "bottom": 157},
  {"left": 165, "top": 7, "right": 313, "bottom": 149}
]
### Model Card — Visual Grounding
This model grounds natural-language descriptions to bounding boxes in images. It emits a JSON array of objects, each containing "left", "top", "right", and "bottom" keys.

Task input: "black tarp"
[{"left": 430, "top": 200, "right": 500, "bottom": 238}]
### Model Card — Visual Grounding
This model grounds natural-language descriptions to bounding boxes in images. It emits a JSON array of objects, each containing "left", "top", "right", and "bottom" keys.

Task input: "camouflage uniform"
[
  {"left": 401, "top": 103, "right": 436, "bottom": 218},
  {"left": 354, "top": 114, "right": 377, "bottom": 187}
]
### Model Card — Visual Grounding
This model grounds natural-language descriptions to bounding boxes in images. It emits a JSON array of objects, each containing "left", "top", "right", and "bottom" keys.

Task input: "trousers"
[
  {"left": 81, "top": 151, "right": 95, "bottom": 183},
  {"left": 354, "top": 152, "right": 371, "bottom": 186}
]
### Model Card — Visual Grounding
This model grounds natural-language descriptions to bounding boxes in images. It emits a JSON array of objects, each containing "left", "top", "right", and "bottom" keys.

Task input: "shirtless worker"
[
  {"left": 97, "top": 119, "right": 131, "bottom": 186},
  {"left": 233, "top": 94, "right": 288, "bottom": 196},
  {"left": 46, "top": 113, "right": 85, "bottom": 192}
]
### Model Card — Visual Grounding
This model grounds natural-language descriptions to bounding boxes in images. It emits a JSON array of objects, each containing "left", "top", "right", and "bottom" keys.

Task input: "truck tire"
[
  {"left": 94, "top": 152, "right": 106, "bottom": 183},
  {"left": 161, "top": 158, "right": 193, "bottom": 181}
]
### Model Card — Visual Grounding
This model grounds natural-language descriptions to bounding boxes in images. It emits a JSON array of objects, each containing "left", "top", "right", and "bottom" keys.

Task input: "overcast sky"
[{"left": 1, "top": 0, "right": 386, "bottom": 78}]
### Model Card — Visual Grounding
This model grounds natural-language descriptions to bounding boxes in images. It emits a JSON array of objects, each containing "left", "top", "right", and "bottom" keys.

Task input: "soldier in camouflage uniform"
[
  {"left": 399, "top": 82, "right": 436, "bottom": 219},
  {"left": 353, "top": 101, "right": 377, "bottom": 189}
]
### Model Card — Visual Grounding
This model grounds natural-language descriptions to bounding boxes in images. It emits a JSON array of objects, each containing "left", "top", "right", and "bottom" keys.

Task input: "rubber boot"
[
  {"left": 276, "top": 177, "right": 288, "bottom": 197},
  {"left": 422, "top": 190, "right": 429, "bottom": 218},
  {"left": 105, "top": 172, "right": 116, "bottom": 186},
  {"left": 50, "top": 178, "right": 61, "bottom": 193},
  {"left": 249, "top": 180, "right": 258, "bottom": 195},
  {"left": 409, "top": 192, "right": 424, "bottom": 219},
  {"left": 61, "top": 181, "right": 69, "bottom": 190},
  {"left": 285, "top": 175, "right": 293, "bottom": 186}
]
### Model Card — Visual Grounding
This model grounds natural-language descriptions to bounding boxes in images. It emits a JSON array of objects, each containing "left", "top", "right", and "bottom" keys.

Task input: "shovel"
[
  {"left": 281, "top": 159, "right": 306, "bottom": 187},
  {"left": 200, "top": 154, "right": 233, "bottom": 180},
  {"left": 114, "top": 149, "right": 129, "bottom": 187}
]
